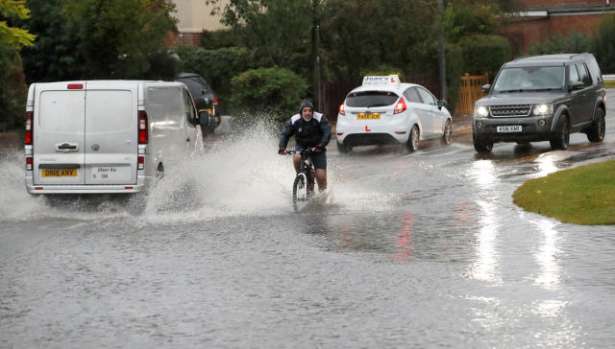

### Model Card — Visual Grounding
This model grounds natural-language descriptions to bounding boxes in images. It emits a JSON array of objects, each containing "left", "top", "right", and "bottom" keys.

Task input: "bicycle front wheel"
[{"left": 292, "top": 173, "right": 308, "bottom": 209}]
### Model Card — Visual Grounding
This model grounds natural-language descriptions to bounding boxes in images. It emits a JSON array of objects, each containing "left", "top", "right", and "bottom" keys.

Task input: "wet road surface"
[{"left": 1, "top": 93, "right": 615, "bottom": 348}]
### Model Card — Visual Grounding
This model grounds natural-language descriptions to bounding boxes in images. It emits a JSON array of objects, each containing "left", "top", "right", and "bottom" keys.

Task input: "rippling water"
[{"left": 2, "top": 116, "right": 615, "bottom": 348}]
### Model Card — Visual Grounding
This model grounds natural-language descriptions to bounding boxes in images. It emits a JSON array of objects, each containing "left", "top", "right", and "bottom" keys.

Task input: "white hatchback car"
[{"left": 336, "top": 75, "right": 453, "bottom": 153}]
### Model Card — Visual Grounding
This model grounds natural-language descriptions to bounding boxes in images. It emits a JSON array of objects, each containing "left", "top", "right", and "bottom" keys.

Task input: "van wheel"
[
  {"left": 473, "top": 136, "right": 493, "bottom": 154},
  {"left": 441, "top": 120, "right": 453, "bottom": 145},
  {"left": 156, "top": 162, "right": 164, "bottom": 179},
  {"left": 586, "top": 108, "right": 605, "bottom": 143},
  {"left": 405, "top": 125, "right": 420, "bottom": 152},
  {"left": 337, "top": 141, "right": 351, "bottom": 154},
  {"left": 550, "top": 116, "right": 570, "bottom": 150}
]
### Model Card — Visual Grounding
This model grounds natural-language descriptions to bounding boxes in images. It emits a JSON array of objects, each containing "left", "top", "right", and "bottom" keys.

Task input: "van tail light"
[
  {"left": 67, "top": 83, "right": 83, "bottom": 90},
  {"left": 213, "top": 95, "right": 220, "bottom": 106},
  {"left": 26, "top": 156, "right": 33, "bottom": 171},
  {"left": 24, "top": 111, "right": 33, "bottom": 145},
  {"left": 394, "top": 97, "right": 408, "bottom": 114},
  {"left": 339, "top": 103, "right": 346, "bottom": 116},
  {"left": 138, "top": 110, "right": 148, "bottom": 144},
  {"left": 137, "top": 156, "right": 145, "bottom": 170}
]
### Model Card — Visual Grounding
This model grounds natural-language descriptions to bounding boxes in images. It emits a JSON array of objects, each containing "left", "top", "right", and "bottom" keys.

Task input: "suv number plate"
[{"left": 497, "top": 125, "right": 522, "bottom": 133}]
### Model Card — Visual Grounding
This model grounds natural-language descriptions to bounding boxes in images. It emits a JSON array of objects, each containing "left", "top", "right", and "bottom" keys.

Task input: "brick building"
[
  {"left": 169, "top": 0, "right": 229, "bottom": 46},
  {"left": 501, "top": 0, "right": 615, "bottom": 53}
]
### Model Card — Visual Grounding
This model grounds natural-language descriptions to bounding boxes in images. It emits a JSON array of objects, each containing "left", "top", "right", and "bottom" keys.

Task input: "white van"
[{"left": 24, "top": 80, "right": 203, "bottom": 194}]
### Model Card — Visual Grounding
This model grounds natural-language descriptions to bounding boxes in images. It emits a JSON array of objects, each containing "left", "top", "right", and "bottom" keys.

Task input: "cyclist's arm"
[
  {"left": 279, "top": 119, "right": 295, "bottom": 149},
  {"left": 318, "top": 115, "right": 331, "bottom": 147}
]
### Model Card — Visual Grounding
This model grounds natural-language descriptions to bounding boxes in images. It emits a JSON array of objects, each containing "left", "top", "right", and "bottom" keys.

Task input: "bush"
[
  {"left": 175, "top": 46, "right": 251, "bottom": 96},
  {"left": 200, "top": 30, "right": 241, "bottom": 50},
  {"left": 230, "top": 67, "right": 308, "bottom": 120},
  {"left": 459, "top": 34, "right": 512, "bottom": 78},
  {"left": 528, "top": 32, "right": 594, "bottom": 56},
  {"left": 446, "top": 43, "right": 464, "bottom": 112},
  {"left": 594, "top": 15, "right": 615, "bottom": 73}
]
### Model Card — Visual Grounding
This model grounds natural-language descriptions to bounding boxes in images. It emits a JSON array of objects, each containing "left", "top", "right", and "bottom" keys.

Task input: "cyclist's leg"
[
  {"left": 293, "top": 145, "right": 305, "bottom": 173},
  {"left": 312, "top": 152, "right": 327, "bottom": 191}
]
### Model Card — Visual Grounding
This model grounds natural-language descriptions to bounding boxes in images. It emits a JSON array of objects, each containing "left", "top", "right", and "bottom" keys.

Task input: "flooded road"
[{"left": 2, "top": 95, "right": 615, "bottom": 348}]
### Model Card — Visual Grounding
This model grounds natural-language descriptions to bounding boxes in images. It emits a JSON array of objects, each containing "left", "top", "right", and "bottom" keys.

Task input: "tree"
[
  {"left": 23, "top": 0, "right": 178, "bottom": 81},
  {"left": 0, "top": 0, "right": 35, "bottom": 49},
  {"left": 1, "top": 0, "right": 34, "bottom": 129},
  {"left": 207, "top": 0, "right": 314, "bottom": 74}
]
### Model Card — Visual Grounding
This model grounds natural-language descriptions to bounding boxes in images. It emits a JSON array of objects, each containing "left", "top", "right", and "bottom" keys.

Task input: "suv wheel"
[
  {"left": 473, "top": 138, "right": 493, "bottom": 153},
  {"left": 586, "top": 108, "right": 606, "bottom": 143},
  {"left": 550, "top": 116, "right": 570, "bottom": 150}
]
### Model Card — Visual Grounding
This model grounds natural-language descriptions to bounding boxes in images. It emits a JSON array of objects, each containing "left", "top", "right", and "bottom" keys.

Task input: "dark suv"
[
  {"left": 176, "top": 73, "right": 221, "bottom": 135},
  {"left": 472, "top": 53, "right": 606, "bottom": 153}
]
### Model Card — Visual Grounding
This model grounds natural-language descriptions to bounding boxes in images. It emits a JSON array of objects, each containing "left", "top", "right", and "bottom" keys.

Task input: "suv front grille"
[{"left": 489, "top": 105, "right": 532, "bottom": 118}]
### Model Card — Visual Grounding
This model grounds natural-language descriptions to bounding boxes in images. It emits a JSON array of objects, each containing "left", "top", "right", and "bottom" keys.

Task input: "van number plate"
[
  {"left": 497, "top": 125, "right": 523, "bottom": 133},
  {"left": 92, "top": 167, "right": 118, "bottom": 180},
  {"left": 41, "top": 169, "right": 78, "bottom": 177}
]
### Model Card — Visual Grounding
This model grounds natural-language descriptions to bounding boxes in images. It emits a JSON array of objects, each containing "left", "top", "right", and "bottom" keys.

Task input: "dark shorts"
[{"left": 295, "top": 145, "right": 327, "bottom": 170}]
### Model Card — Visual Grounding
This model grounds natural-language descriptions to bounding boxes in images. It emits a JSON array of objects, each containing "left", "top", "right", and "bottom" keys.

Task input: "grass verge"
[
  {"left": 604, "top": 80, "right": 615, "bottom": 89},
  {"left": 513, "top": 160, "right": 615, "bottom": 225}
]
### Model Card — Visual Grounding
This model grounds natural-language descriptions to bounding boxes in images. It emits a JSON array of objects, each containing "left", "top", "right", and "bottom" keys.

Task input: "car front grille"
[{"left": 489, "top": 104, "right": 532, "bottom": 117}]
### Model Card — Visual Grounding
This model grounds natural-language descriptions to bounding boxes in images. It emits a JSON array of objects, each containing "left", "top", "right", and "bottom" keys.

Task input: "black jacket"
[{"left": 279, "top": 112, "right": 331, "bottom": 149}]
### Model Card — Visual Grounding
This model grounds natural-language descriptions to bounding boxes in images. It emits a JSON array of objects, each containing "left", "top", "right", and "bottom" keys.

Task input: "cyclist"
[{"left": 278, "top": 99, "right": 331, "bottom": 192}]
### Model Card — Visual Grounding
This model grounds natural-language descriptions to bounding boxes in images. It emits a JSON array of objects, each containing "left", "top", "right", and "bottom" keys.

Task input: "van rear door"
[
  {"left": 84, "top": 82, "right": 138, "bottom": 185},
  {"left": 33, "top": 82, "right": 86, "bottom": 185}
]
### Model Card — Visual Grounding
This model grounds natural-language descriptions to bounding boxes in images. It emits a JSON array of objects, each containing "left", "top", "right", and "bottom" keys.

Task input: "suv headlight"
[
  {"left": 533, "top": 104, "right": 553, "bottom": 116},
  {"left": 474, "top": 105, "right": 489, "bottom": 118}
]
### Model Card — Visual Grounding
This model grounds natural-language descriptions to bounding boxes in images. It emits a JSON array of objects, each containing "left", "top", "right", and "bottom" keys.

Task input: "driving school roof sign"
[{"left": 362, "top": 75, "right": 401, "bottom": 87}]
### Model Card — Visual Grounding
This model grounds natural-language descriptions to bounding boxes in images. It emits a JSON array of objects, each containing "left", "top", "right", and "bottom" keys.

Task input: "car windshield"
[
  {"left": 493, "top": 66, "right": 565, "bottom": 93},
  {"left": 346, "top": 91, "right": 399, "bottom": 108}
]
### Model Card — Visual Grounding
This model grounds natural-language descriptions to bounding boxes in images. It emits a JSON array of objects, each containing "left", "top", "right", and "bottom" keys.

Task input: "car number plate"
[
  {"left": 41, "top": 168, "right": 78, "bottom": 177},
  {"left": 357, "top": 112, "right": 381, "bottom": 120},
  {"left": 92, "top": 167, "right": 120, "bottom": 180},
  {"left": 497, "top": 125, "right": 523, "bottom": 133}
]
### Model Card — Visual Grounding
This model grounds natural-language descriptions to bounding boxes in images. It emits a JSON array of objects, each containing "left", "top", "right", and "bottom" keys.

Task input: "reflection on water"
[
  {"left": 467, "top": 160, "right": 501, "bottom": 284},
  {"left": 535, "top": 153, "right": 560, "bottom": 178},
  {"left": 393, "top": 212, "right": 414, "bottom": 262},
  {"left": 532, "top": 218, "right": 561, "bottom": 290},
  {"left": 470, "top": 160, "right": 497, "bottom": 190},
  {"left": 468, "top": 200, "right": 501, "bottom": 284}
]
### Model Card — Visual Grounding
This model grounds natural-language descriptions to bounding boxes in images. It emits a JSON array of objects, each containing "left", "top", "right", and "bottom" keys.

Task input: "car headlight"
[
  {"left": 533, "top": 104, "right": 553, "bottom": 116},
  {"left": 474, "top": 105, "right": 489, "bottom": 118}
]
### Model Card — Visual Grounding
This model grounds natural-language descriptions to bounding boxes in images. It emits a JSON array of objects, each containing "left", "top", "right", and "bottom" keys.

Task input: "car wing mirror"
[
  {"left": 480, "top": 84, "right": 491, "bottom": 93},
  {"left": 437, "top": 100, "right": 448, "bottom": 110}
]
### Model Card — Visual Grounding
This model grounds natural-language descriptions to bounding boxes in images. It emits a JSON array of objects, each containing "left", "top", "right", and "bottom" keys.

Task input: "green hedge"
[
  {"left": 595, "top": 15, "right": 615, "bottom": 73},
  {"left": 528, "top": 32, "right": 594, "bottom": 56},
  {"left": 175, "top": 46, "right": 252, "bottom": 97},
  {"left": 230, "top": 67, "right": 307, "bottom": 120},
  {"left": 459, "top": 34, "right": 511, "bottom": 78}
]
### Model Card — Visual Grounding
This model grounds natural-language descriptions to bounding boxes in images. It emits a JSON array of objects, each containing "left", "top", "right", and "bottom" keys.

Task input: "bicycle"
[{"left": 284, "top": 149, "right": 316, "bottom": 210}]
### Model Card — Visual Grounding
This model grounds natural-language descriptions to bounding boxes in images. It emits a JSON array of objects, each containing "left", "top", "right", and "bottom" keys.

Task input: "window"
[
  {"left": 417, "top": 88, "right": 437, "bottom": 106},
  {"left": 568, "top": 64, "right": 580, "bottom": 85},
  {"left": 403, "top": 88, "right": 422, "bottom": 103},
  {"left": 183, "top": 89, "right": 196, "bottom": 124},
  {"left": 577, "top": 63, "right": 592, "bottom": 86},
  {"left": 346, "top": 91, "right": 399, "bottom": 107}
]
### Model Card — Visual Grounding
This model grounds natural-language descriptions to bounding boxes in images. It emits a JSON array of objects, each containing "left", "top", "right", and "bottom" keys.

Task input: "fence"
[{"left": 455, "top": 73, "right": 489, "bottom": 117}]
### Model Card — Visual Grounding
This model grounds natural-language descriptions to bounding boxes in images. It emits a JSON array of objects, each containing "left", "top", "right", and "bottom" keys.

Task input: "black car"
[
  {"left": 176, "top": 73, "right": 221, "bottom": 134},
  {"left": 472, "top": 53, "right": 606, "bottom": 153}
]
